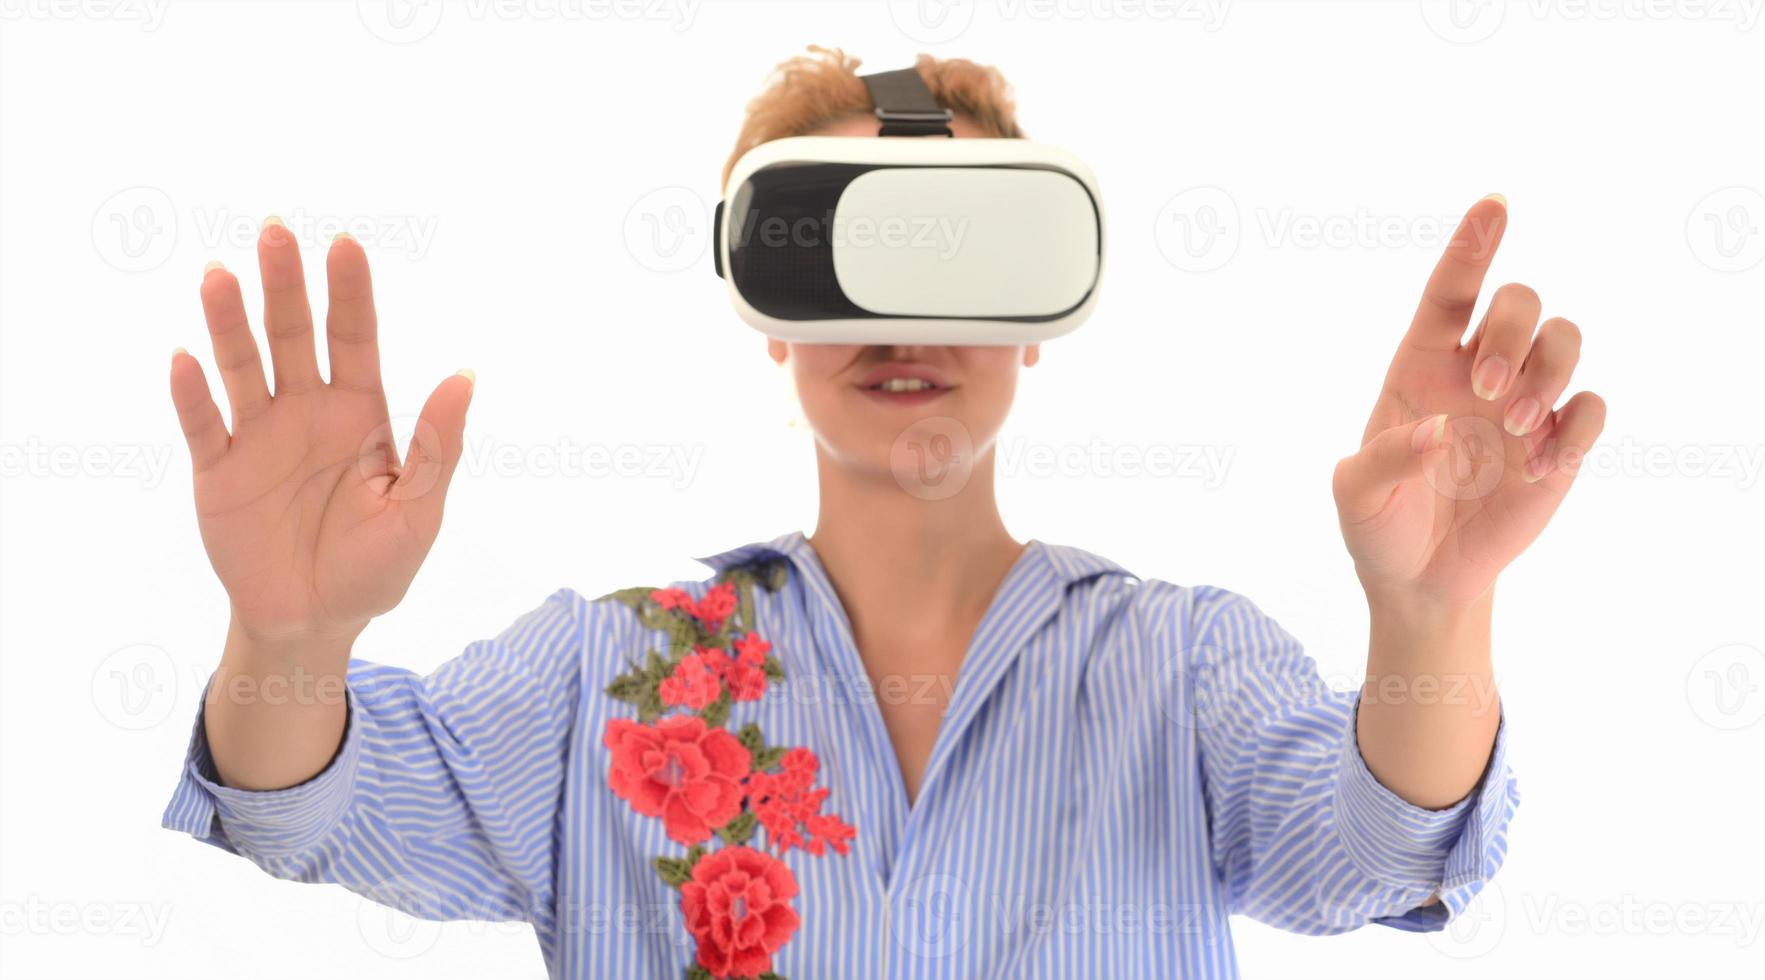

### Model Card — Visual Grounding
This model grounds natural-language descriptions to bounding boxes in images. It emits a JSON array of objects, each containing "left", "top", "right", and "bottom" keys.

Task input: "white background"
[{"left": 1, "top": 1, "right": 1762, "bottom": 978}]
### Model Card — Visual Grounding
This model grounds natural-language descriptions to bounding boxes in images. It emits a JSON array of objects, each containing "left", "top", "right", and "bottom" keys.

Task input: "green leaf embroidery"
[
  {"left": 735, "top": 723, "right": 765, "bottom": 757},
  {"left": 717, "top": 811, "right": 757, "bottom": 846},
  {"left": 654, "top": 846, "right": 706, "bottom": 890},
  {"left": 598, "top": 586, "right": 654, "bottom": 608},
  {"left": 700, "top": 690, "right": 732, "bottom": 729},
  {"left": 604, "top": 673, "right": 648, "bottom": 704},
  {"left": 653, "top": 856, "right": 691, "bottom": 888},
  {"left": 637, "top": 687, "right": 665, "bottom": 724}
]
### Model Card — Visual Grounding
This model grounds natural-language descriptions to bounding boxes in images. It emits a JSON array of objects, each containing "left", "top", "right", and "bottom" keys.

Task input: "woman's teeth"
[{"left": 873, "top": 378, "right": 936, "bottom": 392}]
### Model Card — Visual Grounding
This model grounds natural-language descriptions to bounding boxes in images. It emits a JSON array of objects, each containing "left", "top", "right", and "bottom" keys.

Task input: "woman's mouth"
[{"left": 854, "top": 367, "right": 954, "bottom": 405}]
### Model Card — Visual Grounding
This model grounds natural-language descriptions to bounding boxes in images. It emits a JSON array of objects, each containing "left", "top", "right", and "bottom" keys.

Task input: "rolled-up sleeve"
[
  {"left": 162, "top": 679, "right": 367, "bottom": 860},
  {"left": 159, "top": 589, "right": 589, "bottom": 931},
  {"left": 1188, "top": 585, "right": 1517, "bottom": 935},
  {"left": 1333, "top": 688, "right": 1513, "bottom": 931}
]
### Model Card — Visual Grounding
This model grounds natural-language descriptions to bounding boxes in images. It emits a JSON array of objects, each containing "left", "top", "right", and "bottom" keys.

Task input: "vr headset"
[{"left": 714, "top": 67, "right": 1104, "bottom": 345}]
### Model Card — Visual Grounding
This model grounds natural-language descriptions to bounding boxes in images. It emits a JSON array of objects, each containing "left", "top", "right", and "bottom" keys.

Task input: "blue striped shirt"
[{"left": 163, "top": 529, "right": 1515, "bottom": 978}]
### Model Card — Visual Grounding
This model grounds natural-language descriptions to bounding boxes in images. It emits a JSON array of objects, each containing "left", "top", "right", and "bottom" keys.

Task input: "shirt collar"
[{"left": 693, "top": 530, "right": 1135, "bottom": 587}]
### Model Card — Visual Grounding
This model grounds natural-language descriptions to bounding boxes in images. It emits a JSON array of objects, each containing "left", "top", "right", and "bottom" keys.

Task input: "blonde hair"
[{"left": 721, "top": 45, "right": 1026, "bottom": 192}]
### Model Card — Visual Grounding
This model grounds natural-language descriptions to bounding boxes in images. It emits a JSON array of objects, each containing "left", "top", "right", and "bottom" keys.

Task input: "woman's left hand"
[{"left": 1332, "top": 194, "right": 1607, "bottom": 613}]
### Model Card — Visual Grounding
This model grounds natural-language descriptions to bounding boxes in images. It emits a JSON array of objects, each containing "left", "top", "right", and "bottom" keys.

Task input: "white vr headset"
[{"left": 714, "top": 67, "right": 1104, "bottom": 345}]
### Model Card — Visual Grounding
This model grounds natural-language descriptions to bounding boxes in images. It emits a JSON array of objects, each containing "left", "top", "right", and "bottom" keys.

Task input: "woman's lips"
[
  {"left": 852, "top": 364, "right": 954, "bottom": 406},
  {"left": 854, "top": 381, "right": 953, "bottom": 406}
]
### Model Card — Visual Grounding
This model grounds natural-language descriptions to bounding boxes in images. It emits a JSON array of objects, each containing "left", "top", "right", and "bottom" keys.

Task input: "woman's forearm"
[
  {"left": 203, "top": 616, "right": 356, "bottom": 791},
  {"left": 1355, "top": 588, "right": 1500, "bottom": 810}
]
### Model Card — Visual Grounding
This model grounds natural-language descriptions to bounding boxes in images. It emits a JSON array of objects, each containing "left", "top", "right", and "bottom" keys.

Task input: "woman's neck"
[{"left": 806, "top": 443, "right": 1025, "bottom": 644}]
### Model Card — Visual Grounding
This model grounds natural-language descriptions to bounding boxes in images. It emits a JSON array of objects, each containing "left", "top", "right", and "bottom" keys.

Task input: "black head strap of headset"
[{"left": 859, "top": 67, "right": 954, "bottom": 137}]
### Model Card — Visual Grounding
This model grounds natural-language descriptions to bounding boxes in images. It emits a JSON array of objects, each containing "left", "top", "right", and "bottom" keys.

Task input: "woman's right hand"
[{"left": 170, "top": 219, "right": 473, "bottom": 647}]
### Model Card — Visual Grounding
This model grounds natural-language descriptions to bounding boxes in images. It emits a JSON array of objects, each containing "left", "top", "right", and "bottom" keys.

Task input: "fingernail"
[
  {"left": 1480, "top": 192, "right": 1507, "bottom": 207},
  {"left": 333, "top": 231, "right": 356, "bottom": 244},
  {"left": 456, "top": 368, "right": 476, "bottom": 385},
  {"left": 203, "top": 260, "right": 224, "bottom": 276},
  {"left": 1412, "top": 413, "right": 1449, "bottom": 453},
  {"left": 1504, "top": 396, "right": 1542, "bottom": 436},
  {"left": 1524, "top": 446, "right": 1554, "bottom": 483},
  {"left": 1472, "top": 355, "right": 1510, "bottom": 400},
  {"left": 172, "top": 346, "right": 188, "bottom": 360},
  {"left": 262, "top": 215, "right": 285, "bottom": 229}
]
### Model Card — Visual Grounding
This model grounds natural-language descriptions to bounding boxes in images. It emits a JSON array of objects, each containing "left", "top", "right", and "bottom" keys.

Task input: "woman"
[{"left": 161, "top": 47, "right": 1605, "bottom": 980}]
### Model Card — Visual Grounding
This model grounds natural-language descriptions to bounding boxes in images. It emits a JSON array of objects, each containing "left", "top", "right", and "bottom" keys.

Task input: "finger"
[
  {"left": 395, "top": 370, "right": 476, "bottom": 540},
  {"left": 1524, "top": 390, "right": 1606, "bottom": 488},
  {"left": 325, "top": 233, "right": 383, "bottom": 393},
  {"left": 1403, "top": 194, "right": 1509, "bottom": 353},
  {"left": 169, "top": 347, "right": 229, "bottom": 471},
  {"left": 1333, "top": 413, "right": 1449, "bottom": 525},
  {"left": 200, "top": 261, "right": 272, "bottom": 423},
  {"left": 1466, "top": 282, "right": 1541, "bottom": 402},
  {"left": 1502, "top": 317, "right": 1582, "bottom": 437},
  {"left": 257, "top": 216, "right": 323, "bottom": 394}
]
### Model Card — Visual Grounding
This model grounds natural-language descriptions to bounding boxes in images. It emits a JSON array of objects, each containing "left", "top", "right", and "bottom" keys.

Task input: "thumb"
[
  {"left": 392, "top": 369, "right": 475, "bottom": 535},
  {"left": 1332, "top": 413, "right": 1448, "bottom": 525}
]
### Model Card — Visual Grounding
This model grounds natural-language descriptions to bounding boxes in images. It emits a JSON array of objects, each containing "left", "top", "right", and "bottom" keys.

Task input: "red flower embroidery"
[
  {"left": 601, "top": 563, "right": 851, "bottom": 979},
  {"left": 658, "top": 653, "right": 722, "bottom": 711},
  {"left": 692, "top": 581, "right": 738, "bottom": 632},
  {"left": 746, "top": 748, "right": 857, "bottom": 857},
  {"left": 651, "top": 587, "right": 694, "bottom": 612},
  {"left": 680, "top": 846, "right": 800, "bottom": 980},
  {"left": 704, "top": 632, "right": 770, "bottom": 702},
  {"left": 604, "top": 716, "right": 751, "bottom": 846}
]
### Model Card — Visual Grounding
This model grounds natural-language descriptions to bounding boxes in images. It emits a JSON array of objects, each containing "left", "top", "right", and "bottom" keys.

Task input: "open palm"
[
  {"left": 169, "top": 221, "right": 472, "bottom": 639},
  {"left": 1333, "top": 195, "right": 1607, "bottom": 608}
]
